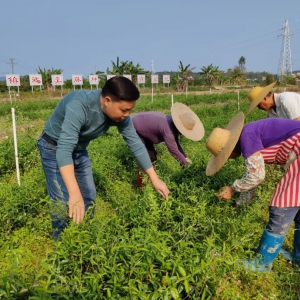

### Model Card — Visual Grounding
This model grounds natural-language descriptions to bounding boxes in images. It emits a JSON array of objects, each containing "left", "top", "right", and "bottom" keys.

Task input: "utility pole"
[
  {"left": 151, "top": 59, "right": 155, "bottom": 75},
  {"left": 7, "top": 58, "right": 18, "bottom": 74},
  {"left": 277, "top": 20, "right": 293, "bottom": 81}
]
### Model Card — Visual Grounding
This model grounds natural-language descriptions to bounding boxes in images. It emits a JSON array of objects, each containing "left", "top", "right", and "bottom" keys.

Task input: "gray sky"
[{"left": 1, "top": 0, "right": 300, "bottom": 79}]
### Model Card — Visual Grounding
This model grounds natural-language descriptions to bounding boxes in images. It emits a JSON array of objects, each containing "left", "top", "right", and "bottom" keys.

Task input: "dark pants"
[{"left": 138, "top": 135, "right": 157, "bottom": 163}]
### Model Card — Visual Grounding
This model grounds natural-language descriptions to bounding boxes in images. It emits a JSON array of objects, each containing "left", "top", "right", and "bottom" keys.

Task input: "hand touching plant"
[
  {"left": 186, "top": 157, "right": 192, "bottom": 164},
  {"left": 215, "top": 186, "right": 235, "bottom": 200}
]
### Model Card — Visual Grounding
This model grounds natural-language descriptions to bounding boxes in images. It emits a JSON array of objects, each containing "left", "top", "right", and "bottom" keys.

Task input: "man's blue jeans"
[
  {"left": 267, "top": 206, "right": 300, "bottom": 235},
  {"left": 37, "top": 137, "right": 96, "bottom": 240}
]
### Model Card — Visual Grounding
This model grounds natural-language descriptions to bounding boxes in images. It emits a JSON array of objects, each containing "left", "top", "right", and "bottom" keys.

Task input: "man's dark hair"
[
  {"left": 101, "top": 76, "right": 140, "bottom": 101},
  {"left": 266, "top": 91, "right": 272, "bottom": 97}
]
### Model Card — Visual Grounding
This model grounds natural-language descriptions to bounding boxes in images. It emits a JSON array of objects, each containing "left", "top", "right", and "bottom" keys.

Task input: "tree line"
[{"left": 0, "top": 56, "right": 299, "bottom": 93}]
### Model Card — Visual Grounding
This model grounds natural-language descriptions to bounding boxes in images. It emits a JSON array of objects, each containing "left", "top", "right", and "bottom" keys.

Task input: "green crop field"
[{"left": 0, "top": 91, "right": 299, "bottom": 299}]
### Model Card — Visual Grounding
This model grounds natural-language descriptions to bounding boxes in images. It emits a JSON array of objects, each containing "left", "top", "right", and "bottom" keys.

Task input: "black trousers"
[{"left": 138, "top": 135, "right": 157, "bottom": 163}]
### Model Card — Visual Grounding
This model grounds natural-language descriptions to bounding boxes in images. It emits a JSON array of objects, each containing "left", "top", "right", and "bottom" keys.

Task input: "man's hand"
[
  {"left": 145, "top": 166, "right": 170, "bottom": 200},
  {"left": 151, "top": 178, "right": 169, "bottom": 200},
  {"left": 60, "top": 164, "right": 86, "bottom": 224},
  {"left": 215, "top": 186, "right": 235, "bottom": 200},
  {"left": 68, "top": 196, "right": 85, "bottom": 223}
]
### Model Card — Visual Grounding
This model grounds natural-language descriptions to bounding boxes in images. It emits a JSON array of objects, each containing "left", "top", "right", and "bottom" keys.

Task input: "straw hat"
[
  {"left": 171, "top": 102, "right": 204, "bottom": 141},
  {"left": 206, "top": 112, "right": 245, "bottom": 176},
  {"left": 247, "top": 81, "right": 277, "bottom": 114}
]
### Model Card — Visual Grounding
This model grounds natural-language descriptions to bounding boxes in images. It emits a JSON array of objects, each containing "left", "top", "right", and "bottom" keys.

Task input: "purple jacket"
[{"left": 132, "top": 112, "right": 188, "bottom": 164}]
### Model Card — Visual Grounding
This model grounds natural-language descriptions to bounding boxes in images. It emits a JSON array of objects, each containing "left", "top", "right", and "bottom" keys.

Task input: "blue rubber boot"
[
  {"left": 243, "top": 228, "right": 285, "bottom": 272},
  {"left": 280, "top": 223, "right": 300, "bottom": 265}
]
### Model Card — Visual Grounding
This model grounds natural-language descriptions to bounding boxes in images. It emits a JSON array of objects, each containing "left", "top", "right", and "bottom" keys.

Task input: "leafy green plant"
[{"left": 0, "top": 92, "right": 299, "bottom": 299}]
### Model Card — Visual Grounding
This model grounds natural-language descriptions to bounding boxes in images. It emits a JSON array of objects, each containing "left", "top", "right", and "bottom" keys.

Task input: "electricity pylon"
[{"left": 277, "top": 20, "right": 292, "bottom": 81}]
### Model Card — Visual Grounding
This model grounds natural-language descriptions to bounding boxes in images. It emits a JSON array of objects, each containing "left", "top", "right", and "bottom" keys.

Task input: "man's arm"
[
  {"left": 118, "top": 117, "right": 170, "bottom": 199},
  {"left": 145, "top": 167, "right": 169, "bottom": 200},
  {"left": 60, "top": 165, "right": 85, "bottom": 223}
]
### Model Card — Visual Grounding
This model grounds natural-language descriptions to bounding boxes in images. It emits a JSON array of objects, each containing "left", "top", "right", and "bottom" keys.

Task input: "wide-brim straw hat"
[
  {"left": 247, "top": 81, "right": 277, "bottom": 114},
  {"left": 171, "top": 102, "right": 205, "bottom": 141},
  {"left": 206, "top": 112, "right": 245, "bottom": 176}
]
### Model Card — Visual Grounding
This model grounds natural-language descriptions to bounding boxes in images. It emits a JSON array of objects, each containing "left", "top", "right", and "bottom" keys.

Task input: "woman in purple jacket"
[{"left": 132, "top": 103, "right": 204, "bottom": 187}]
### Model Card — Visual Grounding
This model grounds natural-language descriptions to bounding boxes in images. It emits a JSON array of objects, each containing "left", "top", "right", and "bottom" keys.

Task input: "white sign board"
[
  {"left": 89, "top": 75, "right": 99, "bottom": 85},
  {"left": 107, "top": 75, "right": 116, "bottom": 80},
  {"left": 151, "top": 74, "right": 159, "bottom": 84},
  {"left": 51, "top": 74, "right": 64, "bottom": 86},
  {"left": 123, "top": 74, "right": 132, "bottom": 81},
  {"left": 29, "top": 74, "right": 43, "bottom": 86},
  {"left": 137, "top": 74, "right": 145, "bottom": 84},
  {"left": 163, "top": 75, "right": 170, "bottom": 84},
  {"left": 72, "top": 75, "right": 83, "bottom": 86},
  {"left": 6, "top": 74, "right": 20, "bottom": 86}
]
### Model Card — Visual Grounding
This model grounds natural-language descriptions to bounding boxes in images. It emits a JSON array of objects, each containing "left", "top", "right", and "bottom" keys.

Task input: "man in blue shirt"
[{"left": 38, "top": 76, "right": 169, "bottom": 240}]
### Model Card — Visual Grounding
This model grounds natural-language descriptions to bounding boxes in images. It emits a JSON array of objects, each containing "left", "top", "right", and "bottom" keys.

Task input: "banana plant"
[
  {"left": 176, "top": 61, "right": 195, "bottom": 91},
  {"left": 36, "top": 66, "right": 63, "bottom": 90}
]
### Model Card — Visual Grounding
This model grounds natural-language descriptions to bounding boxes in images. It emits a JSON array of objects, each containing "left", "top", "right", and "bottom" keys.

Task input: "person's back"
[
  {"left": 132, "top": 112, "right": 176, "bottom": 144},
  {"left": 240, "top": 117, "right": 300, "bottom": 159},
  {"left": 247, "top": 82, "right": 300, "bottom": 120},
  {"left": 268, "top": 91, "right": 300, "bottom": 120}
]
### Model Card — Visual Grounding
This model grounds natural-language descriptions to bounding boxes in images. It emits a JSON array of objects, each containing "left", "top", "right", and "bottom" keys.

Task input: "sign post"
[
  {"left": 72, "top": 75, "right": 83, "bottom": 90},
  {"left": 6, "top": 74, "right": 20, "bottom": 103},
  {"left": 51, "top": 74, "right": 64, "bottom": 96},
  {"left": 123, "top": 74, "right": 132, "bottom": 81},
  {"left": 151, "top": 74, "right": 159, "bottom": 103},
  {"left": 137, "top": 74, "right": 145, "bottom": 90},
  {"left": 163, "top": 75, "right": 170, "bottom": 87},
  {"left": 107, "top": 75, "right": 116, "bottom": 81},
  {"left": 89, "top": 75, "right": 99, "bottom": 90},
  {"left": 29, "top": 74, "right": 43, "bottom": 93}
]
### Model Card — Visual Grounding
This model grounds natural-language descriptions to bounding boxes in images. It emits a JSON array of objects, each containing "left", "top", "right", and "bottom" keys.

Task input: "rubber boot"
[
  {"left": 280, "top": 223, "right": 300, "bottom": 264},
  {"left": 243, "top": 228, "right": 285, "bottom": 272}
]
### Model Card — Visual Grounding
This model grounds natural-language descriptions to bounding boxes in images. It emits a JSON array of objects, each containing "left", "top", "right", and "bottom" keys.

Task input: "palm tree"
[
  {"left": 95, "top": 70, "right": 106, "bottom": 80},
  {"left": 238, "top": 56, "right": 246, "bottom": 73},
  {"left": 230, "top": 68, "right": 246, "bottom": 85},
  {"left": 107, "top": 57, "right": 128, "bottom": 75},
  {"left": 218, "top": 71, "right": 227, "bottom": 86},
  {"left": 123, "top": 61, "right": 149, "bottom": 85},
  {"left": 36, "top": 67, "right": 63, "bottom": 90},
  {"left": 211, "top": 65, "right": 221, "bottom": 85},
  {"left": 106, "top": 58, "right": 149, "bottom": 85},
  {"left": 199, "top": 64, "right": 217, "bottom": 86},
  {"left": 176, "top": 61, "right": 195, "bottom": 91}
]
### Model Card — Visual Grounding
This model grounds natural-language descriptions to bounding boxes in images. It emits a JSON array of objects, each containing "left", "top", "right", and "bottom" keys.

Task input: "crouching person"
[{"left": 205, "top": 112, "right": 300, "bottom": 271}]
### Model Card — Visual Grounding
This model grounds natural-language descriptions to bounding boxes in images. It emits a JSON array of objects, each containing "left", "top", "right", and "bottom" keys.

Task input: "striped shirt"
[
  {"left": 233, "top": 118, "right": 300, "bottom": 207},
  {"left": 43, "top": 90, "right": 152, "bottom": 170},
  {"left": 261, "top": 132, "right": 300, "bottom": 207}
]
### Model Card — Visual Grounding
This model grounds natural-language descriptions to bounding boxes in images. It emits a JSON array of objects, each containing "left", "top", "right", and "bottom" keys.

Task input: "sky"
[{"left": 1, "top": 0, "right": 300, "bottom": 79}]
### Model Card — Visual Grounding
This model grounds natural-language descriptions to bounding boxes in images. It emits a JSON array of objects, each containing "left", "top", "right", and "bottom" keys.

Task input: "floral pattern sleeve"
[{"left": 232, "top": 153, "right": 265, "bottom": 192}]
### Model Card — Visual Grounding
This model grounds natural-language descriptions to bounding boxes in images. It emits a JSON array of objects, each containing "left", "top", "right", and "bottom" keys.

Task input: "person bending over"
[
  {"left": 132, "top": 102, "right": 204, "bottom": 187},
  {"left": 37, "top": 76, "right": 169, "bottom": 240},
  {"left": 206, "top": 113, "right": 300, "bottom": 272}
]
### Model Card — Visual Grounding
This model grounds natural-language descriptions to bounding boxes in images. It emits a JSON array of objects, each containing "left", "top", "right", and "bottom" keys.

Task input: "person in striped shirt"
[
  {"left": 206, "top": 114, "right": 300, "bottom": 272},
  {"left": 37, "top": 76, "right": 169, "bottom": 240}
]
